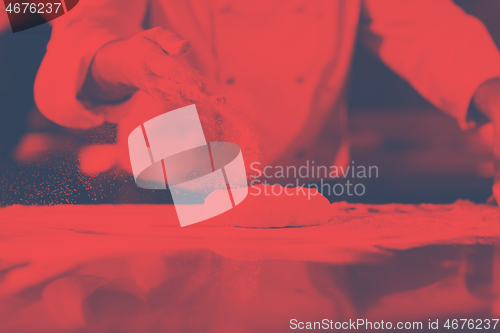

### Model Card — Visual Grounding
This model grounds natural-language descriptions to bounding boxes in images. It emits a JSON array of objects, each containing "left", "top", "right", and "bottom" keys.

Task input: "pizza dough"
[{"left": 214, "top": 184, "right": 332, "bottom": 228}]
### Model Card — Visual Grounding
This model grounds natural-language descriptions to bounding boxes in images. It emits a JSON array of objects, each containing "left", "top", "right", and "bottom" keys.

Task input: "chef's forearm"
[{"left": 472, "top": 77, "right": 500, "bottom": 122}]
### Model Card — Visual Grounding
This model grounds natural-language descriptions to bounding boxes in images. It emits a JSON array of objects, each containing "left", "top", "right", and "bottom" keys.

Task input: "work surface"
[{"left": 1, "top": 202, "right": 500, "bottom": 332}]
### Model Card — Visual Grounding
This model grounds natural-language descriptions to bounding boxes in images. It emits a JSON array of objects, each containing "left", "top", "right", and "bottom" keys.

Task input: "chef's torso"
[{"left": 144, "top": 0, "right": 360, "bottom": 173}]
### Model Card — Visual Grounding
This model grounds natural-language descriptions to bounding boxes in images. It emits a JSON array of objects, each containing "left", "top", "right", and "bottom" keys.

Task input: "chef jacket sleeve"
[
  {"left": 34, "top": 0, "right": 148, "bottom": 128},
  {"left": 360, "top": 0, "right": 500, "bottom": 129}
]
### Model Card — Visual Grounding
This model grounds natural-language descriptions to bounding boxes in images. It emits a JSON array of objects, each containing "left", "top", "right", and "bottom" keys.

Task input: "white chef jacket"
[{"left": 34, "top": 0, "right": 500, "bottom": 170}]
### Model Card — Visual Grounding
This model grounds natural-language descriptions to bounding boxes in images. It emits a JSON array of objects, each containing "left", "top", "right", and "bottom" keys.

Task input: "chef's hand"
[
  {"left": 78, "top": 27, "right": 227, "bottom": 176},
  {"left": 80, "top": 27, "right": 210, "bottom": 108},
  {"left": 75, "top": 28, "right": 254, "bottom": 178},
  {"left": 472, "top": 77, "right": 500, "bottom": 205}
]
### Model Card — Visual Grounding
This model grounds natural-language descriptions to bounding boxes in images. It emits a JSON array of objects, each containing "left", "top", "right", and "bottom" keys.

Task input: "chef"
[{"left": 35, "top": 0, "right": 500, "bottom": 203}]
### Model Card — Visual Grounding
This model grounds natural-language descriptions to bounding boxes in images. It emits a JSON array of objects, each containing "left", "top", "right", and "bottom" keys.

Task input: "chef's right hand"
[{"left": 81, "top": 27, "right": 209, "bottom": 109}]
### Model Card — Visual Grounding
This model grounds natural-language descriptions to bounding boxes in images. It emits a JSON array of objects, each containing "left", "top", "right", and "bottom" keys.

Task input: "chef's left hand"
[{"left": 472, "top": 77, "right": 500, "bottom": 205}]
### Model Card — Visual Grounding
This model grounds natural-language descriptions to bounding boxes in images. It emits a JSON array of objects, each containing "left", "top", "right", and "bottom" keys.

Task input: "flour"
[{"left": 215, "top": 184, "right": 332, "bottom": 228}]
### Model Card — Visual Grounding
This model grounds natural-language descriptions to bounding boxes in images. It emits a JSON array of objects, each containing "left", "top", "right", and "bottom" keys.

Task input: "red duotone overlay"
[{"left": 3, "top": 0, "right": 500, "bottom": 332}]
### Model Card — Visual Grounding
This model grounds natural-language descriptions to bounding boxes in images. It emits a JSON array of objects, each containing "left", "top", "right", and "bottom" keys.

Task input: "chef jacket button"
[
  {"left": 293, "top": 5, "right": 305, "bottom": 13},
  {"left": 296, "top": 150, "right": 306, "bottom": 159},
  {"left": 296, "top": 77, "right": 305, "bottom": 84},
  {"left": 220, "top": 5, "right": 231, "bottom": 14},
  {"left": 226, "top": 77, "right": 235, "bottom": 85}
]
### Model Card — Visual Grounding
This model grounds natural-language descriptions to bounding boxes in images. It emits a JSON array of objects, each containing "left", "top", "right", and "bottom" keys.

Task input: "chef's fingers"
[
  {"left": 146, "top": 76, "right": 207, "bottom": 104},
  {"left": 78, "top": 144, "right": 118, "bottom": 176},
  {"left": 144, "top": 51, "right": 208, "bottom": 99},
  {"left": 489, "top": 115, "right": 500, "bottom": 206},
  {"left": 486, "top": 194, "right": 497, "bottom": 205},
  {"left": 143, "top": 27, "right": 191, "bottom": 56}
]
